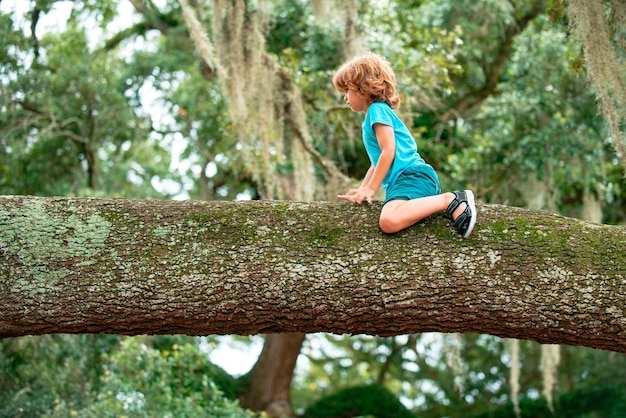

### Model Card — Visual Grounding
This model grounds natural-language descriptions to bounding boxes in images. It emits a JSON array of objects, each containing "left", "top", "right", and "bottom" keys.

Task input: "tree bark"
[
  {"left": 239, "top": 333, "right": 305, "bottom": 417},
  {"left": 0, "top": 196, "right": 625, "bottom": 353}
]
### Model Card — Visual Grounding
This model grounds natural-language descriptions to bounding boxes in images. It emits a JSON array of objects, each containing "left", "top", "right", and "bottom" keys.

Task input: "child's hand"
[{"left": 337, "top": 187, "right": 375, "bottom": 204}]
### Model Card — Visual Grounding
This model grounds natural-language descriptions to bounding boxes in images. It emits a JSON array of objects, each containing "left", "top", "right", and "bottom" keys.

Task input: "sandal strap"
[
  {"left": 445, "top": 190, "right": 469, "bottom": 219},
  {"left": 453, "top": 207, "right": 471, "bottom": 234}
]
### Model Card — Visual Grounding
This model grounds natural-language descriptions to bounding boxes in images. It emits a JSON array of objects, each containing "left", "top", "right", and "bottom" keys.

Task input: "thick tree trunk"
[
  {"left": 0, "top": 196, "right": 625, "bottom": 352},
  {"left": 239, "top": 333, "right": 305, "bottom": 417}
]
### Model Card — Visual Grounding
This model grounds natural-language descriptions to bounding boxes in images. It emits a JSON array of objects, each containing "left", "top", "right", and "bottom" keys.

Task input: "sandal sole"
[{"left": 462, "top": 190, "right": 477, "bottom": 238}]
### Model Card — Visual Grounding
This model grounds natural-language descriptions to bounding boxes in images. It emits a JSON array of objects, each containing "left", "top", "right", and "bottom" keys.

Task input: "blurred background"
[{"left": 1, "top": 0, "right": 625, "bottom": 417}]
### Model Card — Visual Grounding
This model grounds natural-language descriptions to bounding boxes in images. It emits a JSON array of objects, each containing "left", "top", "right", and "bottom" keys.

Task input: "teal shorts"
[{"left": 384, "top": 164, "right": 441, "bottom": 204}]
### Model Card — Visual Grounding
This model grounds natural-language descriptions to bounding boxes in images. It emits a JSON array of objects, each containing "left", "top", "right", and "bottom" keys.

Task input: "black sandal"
[{"left": 445, "top": 190, "right": 476, "bottom": 238}]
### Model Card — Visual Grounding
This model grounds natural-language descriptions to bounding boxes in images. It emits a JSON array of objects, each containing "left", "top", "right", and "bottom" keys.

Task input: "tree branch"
[
  {"left": 103, "top": 0, "right": 180, "bottom": 50},
  {"left": 0, "top": 196, "right": 624, "bottom": 353},
  {"left": 442, "top": 0, "right": 544, "bottom": 123}
]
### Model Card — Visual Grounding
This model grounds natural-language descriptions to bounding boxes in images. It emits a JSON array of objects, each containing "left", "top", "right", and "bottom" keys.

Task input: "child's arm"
[
  {"left": 338, "top": 123, "right": 395, "bottom": 204},
  {"left": 363, "top": 123, "right": 395, "bottom": 194},
  {"left": 361, "top": 166, "right": 375, "bottom": 188}
]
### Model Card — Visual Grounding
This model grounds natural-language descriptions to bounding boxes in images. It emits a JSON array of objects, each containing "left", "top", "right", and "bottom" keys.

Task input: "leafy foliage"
[
  {"left": 302, "top": 384, "right": 417, "bottom": 418},
  {"left": 470, "top": 384, "right": 626, "bottom": 418},
  {"left": 0, "top": 335, "right": 118, "bottom": 417},
  {"left": 0, "top": 336, "right": 254, "bottom": 418},
  {"left": 46, "top": 337, "right": 255, "bottom": 418},
  {"left": 0, "top": 3, "right": 175, "bottom": 198}
]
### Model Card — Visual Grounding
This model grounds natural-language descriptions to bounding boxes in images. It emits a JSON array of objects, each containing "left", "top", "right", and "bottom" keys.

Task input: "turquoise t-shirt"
[{"left": 362, "top": 102, "right": 425, "bottom": 189}]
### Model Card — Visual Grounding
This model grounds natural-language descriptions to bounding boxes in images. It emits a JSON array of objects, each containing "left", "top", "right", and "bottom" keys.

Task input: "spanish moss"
[{"left": 567, "top": 0, "right": 626, "bottom": 174}]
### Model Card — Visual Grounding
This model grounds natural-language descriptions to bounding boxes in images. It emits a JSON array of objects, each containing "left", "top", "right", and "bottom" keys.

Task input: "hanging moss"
[
  {"left": 540, "top": 344, "right": 561, "bottom": 413},
  {"left": 567, "top": 0, "right": 626, "bottom": 173},
  {"left": 179, "top": 0, "right": 357, "bottom": 201},
  {"left": 508, "top": 338, "right": 521, "bottom": 418}
]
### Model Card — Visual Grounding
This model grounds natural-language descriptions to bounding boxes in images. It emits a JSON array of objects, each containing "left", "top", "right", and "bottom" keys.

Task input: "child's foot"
[{"left": 445, "top": 190, "right": 477, "bottom": 238}]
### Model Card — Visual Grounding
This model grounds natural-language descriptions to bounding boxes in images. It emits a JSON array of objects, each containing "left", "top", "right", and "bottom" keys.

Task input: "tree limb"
[
  {"left": 103, "top": 0, "right": 179, "bottom": 50},
  {"left": 0, "top": 196, "right": 624, "bottom": 353},
  {"left": 442, "top": 0, "right": 544, "bottom": 123}
]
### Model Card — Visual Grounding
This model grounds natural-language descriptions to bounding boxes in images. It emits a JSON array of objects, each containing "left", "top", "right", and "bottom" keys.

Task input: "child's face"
[{"left": 344, "top": 88, "right": 369, "bottom": 113}]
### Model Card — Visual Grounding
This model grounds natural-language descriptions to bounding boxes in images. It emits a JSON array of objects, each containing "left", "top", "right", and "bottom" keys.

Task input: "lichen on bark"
[{"left": 1, "top": 198, "right": 111, "bottom": 292}]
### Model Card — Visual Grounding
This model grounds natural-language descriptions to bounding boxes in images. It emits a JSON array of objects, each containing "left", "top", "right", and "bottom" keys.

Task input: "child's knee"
[{"left": 379, "top": 216, "right": 399, "bottom": 234}]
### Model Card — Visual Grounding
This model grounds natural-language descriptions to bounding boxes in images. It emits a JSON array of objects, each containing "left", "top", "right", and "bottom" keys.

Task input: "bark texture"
[{"left": 0, "top": 196, "right": 625, "bottom": 352}]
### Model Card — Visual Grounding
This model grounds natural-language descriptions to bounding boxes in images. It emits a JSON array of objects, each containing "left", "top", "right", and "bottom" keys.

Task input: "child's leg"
[{"left": 379, "top": 192, "right": 468, "bottom": 234}]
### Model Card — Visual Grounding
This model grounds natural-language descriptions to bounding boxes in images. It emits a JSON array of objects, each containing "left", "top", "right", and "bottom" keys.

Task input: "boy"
[{"left": 333, "top": 52, "right": 476, "bottom": 237}]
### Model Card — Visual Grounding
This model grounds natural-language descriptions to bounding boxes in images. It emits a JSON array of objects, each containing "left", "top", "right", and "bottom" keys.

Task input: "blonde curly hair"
[{"left": 333, "top": 52, "right": 401, "bottom": 109}]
